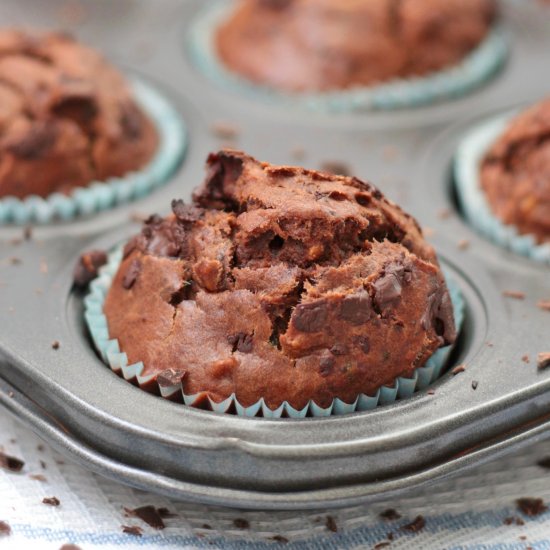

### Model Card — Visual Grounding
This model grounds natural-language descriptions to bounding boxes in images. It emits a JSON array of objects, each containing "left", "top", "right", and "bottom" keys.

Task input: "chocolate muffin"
[
  {"left": 480, "top": 98, "right": 550, "bottom": 243},
  {"left": 103, "top": 150, "right": 456, "bottom": 410},
  {"left": 215, "top": 0, "right": 497, "bottom": 93},
  {"left": 0, "top": 30, "right": 158, "bottom": 199}
]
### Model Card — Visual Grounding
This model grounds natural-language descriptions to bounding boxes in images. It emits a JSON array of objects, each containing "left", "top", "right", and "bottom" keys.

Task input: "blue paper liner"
[
  {"left": 84, "top": 247, "right": 465, "bottom": 418},
  {"left": 188, "top": 1, "right": 508, "bottom": 112},
  {"left": 454, "top": 112, "right": 550, "bottom": 265},
  {"left": 0, "top": 79, "right": 186, "bottom": 225}
]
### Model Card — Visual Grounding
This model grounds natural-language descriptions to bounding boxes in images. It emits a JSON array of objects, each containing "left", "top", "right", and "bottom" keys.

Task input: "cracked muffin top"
[
  {"left": 104, "top": 150, "right": 456, "bottom": 410},
  {"left": 0, "top": 30, "right": 158, "bottom": 199},
  {"left": 481, "top": 98, "right": 550, "bottom": 244},
  {"left": 215, "top": 0, "right": 497, "bottom": 93}
]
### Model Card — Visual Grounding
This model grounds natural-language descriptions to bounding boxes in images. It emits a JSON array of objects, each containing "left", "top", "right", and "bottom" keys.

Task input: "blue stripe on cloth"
[{"left": 9, "top": 505, "right": 550, "bottom": 548}]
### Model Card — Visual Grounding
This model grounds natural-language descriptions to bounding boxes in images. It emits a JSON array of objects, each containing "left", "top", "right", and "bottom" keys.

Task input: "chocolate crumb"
[
  {"left": 122, "top": 525, "right": 143, "bottom": 537},
  {"left": 270, "top": 535, "right": 289, "bottom": 544},
  {"left": 374, "top": 543, "right": 391, "bottom": 549},
  {"left": 43, "top": 496, "right": 60, "bottom": 506},
  {"left": 457, "top": 239, "right": 470, "bottom": 250},
  {"left": 537, "top": 457, "right": 550, "bottom": 469},
  {"left": 537, "top": 300, "right": 550, "bottom": 312},
  {"left": 452, "top": 364, "right": 466, "bottom": 375},
  {"left": 325, "top": 515, "right": 338, "bottom": 533},
  {"left": 233, "top": 518, "right": 250, "bottom": 530},
  {"left": 40, "top": 460, "right": 47, "bottom": 470},
  {"left": 320, "top": 161, "right": 350, "bottom": 177},
  {"left": 30, "top": 474, "right": 47, "bottom": 481},
  {"left": 60, "top": 545, "right": 82, "bottom": 550},
  {"left": 438, "top": 208, "right": 451, "bottom": 219},
  {"left": 73, "top": 250, "right": 107, "bottom": 288},
  {"left": 201, "top": 524, "right": 212, "bottom": 530},
  {"left": 23, "top": 226, "right": 32, "bottom": 241},
  {"left": 537, "top": 353, "right": 550, "bottom": 370},
  {"left": 519, "top": 536, "right": 527, "bottom": 541},
  {"left": 427, "top": 389, "right": 435, "bottom": 395},
  {"left": 503, "top": 516, "right": 524, "bottom": 526},
  {"left": 0, "top": 451, "right": 24, "bottom": 473},
  {"left": 387, "top": 532, "right": 394, "bottom": 541},
  {"left": 379, "top": 508, "right": 401, "bottom": 521},
  {"left": 0, "top": 521, "right": 10, "bottom": 536},
  {"left": 291, "top": 146, "right": 305, "bottom": 160},
  {"left": 503, "top": 290, "right": 526, "bottom": 300},
  {"left": 51, "top": 340, "right": 60, "bottom": 350},
  {"left": 9, "top": 257, "right": 21, "bottom": 265},
  {"left": 522, "top": 355, "right": 530, "bottom": 364},
  {"left": 402, "top": 515, "right": 425, "bottom": 533},
  {"left": 211, "top": 122, "right": 239, "bottom": 140},
  {"left": 471, "top": 380, "right": 478, "bottom": 390},
  {"left": 126, "top": 505, "right": 165, "bottom": 530},
  {"left": 157, "top": 507, "right": 177, "bottom": 518},
  {"left": 517, "top": 497, "right": 548, "bottom": 517}
]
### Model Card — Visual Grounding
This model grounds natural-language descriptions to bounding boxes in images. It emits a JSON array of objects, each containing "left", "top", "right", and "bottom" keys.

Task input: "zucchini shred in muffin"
[{"left": 96, "top": 150, "right": 458, "bottom": 413}]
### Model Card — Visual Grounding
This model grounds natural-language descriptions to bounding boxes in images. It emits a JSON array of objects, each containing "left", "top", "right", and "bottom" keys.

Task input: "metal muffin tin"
[{"left": 0, "top": 0, "right": 550, "bottom": 510}]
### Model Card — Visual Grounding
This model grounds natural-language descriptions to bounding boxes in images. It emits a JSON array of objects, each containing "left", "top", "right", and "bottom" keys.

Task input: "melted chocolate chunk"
[
  {"left": 122, "top": 259, "right": 142, "bottom": 289},
  {"left": 7, "top": 121, "right": 58, "bottom": 160},
  {"left": 228, "top": 332, "right": 254, "bottom": 353},
  {"left": 73, "top": 250, "right": 107, "bottom": 288},
  {"left": 156, "top": 368, "right": 186, "bottom": 388},
  {"left": 293, "top": 300, "right": 328, "bottom": 333},
  {"left": 373, "top": 261, "right": 412, "bottom": 312},
  {"left": 339, "top": 292, "right": 372, "bottom": 325}
]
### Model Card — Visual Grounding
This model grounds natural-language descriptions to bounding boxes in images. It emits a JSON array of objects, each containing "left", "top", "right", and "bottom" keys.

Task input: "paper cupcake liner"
[
  {"left": 0, "top": 79, "right": 186, "bottom": 225},
  {"left": 454, "top": 112, "right": 550, "bottom": 265},
  {"left": 84, "top": 247, "right": 465, "bottom": 418},
  {"left": 188, "top": 1, "right": 508, "bottom": 112}
]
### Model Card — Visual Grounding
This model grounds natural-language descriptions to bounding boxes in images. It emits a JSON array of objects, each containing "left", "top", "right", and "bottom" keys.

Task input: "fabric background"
[{"left": 1, "top": 411, "right": 550, "bottom": 549}]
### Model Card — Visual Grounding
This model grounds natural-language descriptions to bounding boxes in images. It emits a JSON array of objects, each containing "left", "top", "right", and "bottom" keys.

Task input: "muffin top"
[
  {"left": 0, "top": 30, "right": 158, "bottom": 199},
  {"left": 104, "top": 150, "right": 456, "bottom": 410},
  {"left": 216, "top": 0, "right": 496, "bottom": 93},
  {"left": 481, "top": 97, "right": 550, "bottom": 243}
]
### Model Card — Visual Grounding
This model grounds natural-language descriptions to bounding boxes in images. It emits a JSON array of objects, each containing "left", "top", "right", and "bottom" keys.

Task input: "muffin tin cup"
[
  {"left": 188, "top": 1, "right": 509, "bottom": 113},
  {"left": 0, "top": 78, "right": 187, "bottom": 226},
  {"left": 84, "top": 247, "right": 465, "bottom": 419},
  {"left": 454, "top": 111, "right": 550, "bottom": 265}
]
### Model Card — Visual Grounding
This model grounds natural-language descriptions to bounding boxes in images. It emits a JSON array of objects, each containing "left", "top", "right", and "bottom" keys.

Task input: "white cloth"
[{"left": 1, "top": 411, "right": 550, "bottom": 549}]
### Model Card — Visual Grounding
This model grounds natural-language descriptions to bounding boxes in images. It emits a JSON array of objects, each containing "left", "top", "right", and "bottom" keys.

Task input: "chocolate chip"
[
  {"left": 339, "top": 292, "right": 371, "bottom": 325},
  {"left": 330, "top": 344, "right": 347, "bottom": 356},
  {"left": 402, "top": 515, "right": 425, "bottom": 532},
  {"left": 7, "top": 121, "right": 58, "bottom": 160},
  {"left": 73, "top": 250, "right": 107, "bottom": 288},
  {"left": 0, "top": 521, "right": 10, "bottom": 536},
  {"left": 517, "top": 497, "right": 548, "bottom": 517},
  {"left": 228, "top": 332, "right": 254, "bottom": 353},
  {"left": 233, "top": 518, "right": 250, "bottom": 530},
  {"left": 379, "top": 509, "right": 401, "bottom": 521},
  {"left": 354, "top": 336, "right": 370, "bottom": 354},
  {"left": 42, "top": 497, "right": 60, "bottom": 506},
  {"left": 171, "top": 200, "right": 203, "bottom": 224},
  {"left": 122, "top": 259, "right": 141, "bottom": 289},
  {"left": 325, "top": 516, "right": 338, "bottom": 533},
  {"left": 119, "top": 101, "right": 143, "bottom": 139},
  {"left": 537, "top": 353, "right": 550, "bottom": 370},
  {"left": 327, "top": 190, "right": 348, "bottom": 201},
  {"left": 0, "top": 452, "right": 24, "bottom": 473},
  {"left": 156, "top": 369, "right": 186, "bottom": 388},
  {"left": 293, "top": 300, "right": 328, "bottom": 333},
  {"left": 373, "top": 261, "right": 411, "bottom": 312},
  {"left": 319, "top": 355, "right": 335, "bottom": 377},
  {"left": 122, "top": 525, "right": 143, "bottom": 537},
  {"left": 125, "top": 506, "right": 165, "bottom": 530}
]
